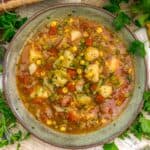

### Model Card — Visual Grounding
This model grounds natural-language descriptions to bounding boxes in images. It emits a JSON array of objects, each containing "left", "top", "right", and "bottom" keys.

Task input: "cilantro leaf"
[
  {"left": 130, "top": 115, "right": 143, "bottom": 140},
  {"left": 139, "top": 117, "right": 150, "bottom": 136},
  {"left": 135, "top": 14, "right": 150, "bottom": 27},
  {"left": 128, "top": 40, "right": 146, "bottom": 57},
  {"left": 0, "top": 91, "right": 30, "bottom": 148},
  {"left": 103, "top": 4, "right": 120, "bottom": 13},
  {"left": 113, "top": 12, "right": 131, "bottom": 30},
  {"left": 0, "top": 12, "right": 27, "bottom": 42},
  {"left": 103, "top": 142, "right": 119, "bottom": 150},
  {"left": 143, "top": 91, "right": 150, "bottom": 111}
]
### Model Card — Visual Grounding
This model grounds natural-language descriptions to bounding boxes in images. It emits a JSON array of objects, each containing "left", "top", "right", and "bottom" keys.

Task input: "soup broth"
[{"left": 16, "top": 17, "right": 134, "bottom": 134}]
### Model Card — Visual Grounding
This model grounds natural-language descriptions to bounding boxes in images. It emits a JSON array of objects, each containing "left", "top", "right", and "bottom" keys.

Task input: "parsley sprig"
[
  {"left": 103, "top": 0, "right": 131, "bottom": 30},
  {"left": 0, "top": 12, "right": 27, "bottom": 42},
  {"left": 103, "top": 0, "right": 150, "bottom": 29},
  {"left": 0, "top": 89, "right": 30, "bottom": 148},
  {"left": 128, "top": 40, "right": 146, "bottom": 57}
]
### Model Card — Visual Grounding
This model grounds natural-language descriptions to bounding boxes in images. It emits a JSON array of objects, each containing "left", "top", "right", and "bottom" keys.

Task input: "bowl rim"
[{"left": 3, "top": 3, "right": 147, "bottom": 149}]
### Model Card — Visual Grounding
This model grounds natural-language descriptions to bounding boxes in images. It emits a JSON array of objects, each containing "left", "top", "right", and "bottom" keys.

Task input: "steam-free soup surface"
[{"left": 16, "top": 17, "right": 134, "bottom": 134}]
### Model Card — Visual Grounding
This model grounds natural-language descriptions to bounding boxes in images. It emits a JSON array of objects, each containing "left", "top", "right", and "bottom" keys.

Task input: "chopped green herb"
[
  {"left": 103, "top": 4, "right": 120, "bottom": 13},
  {"left": 103, "top": 142, "right": 119, "bottom": 150},
  {"left": 0, "top": 12, "right": 27, "bottom": 42},
  {"left": 128, "top": 40, "right": 146, "bottom": 57},
  {"left": 113, "top": 12, "right": 131, "bottom": 30},
  {"left": 0, "top": 90, "right": 30, "bottom": 148},
  {"left": 143, "top": 91, "right": 150, "bottom": 111}
]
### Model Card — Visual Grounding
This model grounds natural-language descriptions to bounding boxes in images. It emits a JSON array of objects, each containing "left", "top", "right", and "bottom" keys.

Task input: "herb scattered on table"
[
  {"left": 103, "top": 0, "right": 131, "bottom": 30},
  {"left": 103, "top": 142, "right": 119, "bottom": 150},
  {"left": 103, "top": 0, "right": 150, "bottom": 30},
  {"left": 0, "top": 90, "right": 30, "bottom": 148},
  {"left": 0, "top": 11, "right": 27, "bottom": 42},
  {"left": 128, "top": 40, "right": 146, "bottom": 57}
]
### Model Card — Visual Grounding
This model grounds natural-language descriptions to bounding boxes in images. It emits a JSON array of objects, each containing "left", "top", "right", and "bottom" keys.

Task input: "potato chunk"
[
  {"left": 29, "top": 46, "right": 42, "bottom": 63},
  {"left": 71, "top": 30, "right": 82, "bottom": 41},
  {"left": 29, "top": 63, "right": 37, "bottom": 75},
  {"left": 52, "top": 69, "right": 68, "bottom": 87},
  {"left": 106, "top": 57, "right": 120, "bottom": 72},
  {"left": 30, "top": 86, "right": 49, "bottom": 98},
  {"left": 85, "top": 63, "right": 99, "bottom": 82},
  {"left": 85, "top": 47, "right": 99, "bottom": 61},
  {"left": 99, "top": 85, "right": 112, "bottom": 98},
  {"left": 53, "top": 50, "right": 74, "bottom": 68}
]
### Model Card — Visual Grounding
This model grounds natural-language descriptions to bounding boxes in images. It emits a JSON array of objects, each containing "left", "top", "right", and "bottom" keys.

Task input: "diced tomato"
[
  {"left": 67, "top": 68, "right": 77, "bottom": 79},
  {"left": 90, "top": 84, "right": 97, "bottom": 91},
  {"left": 48, "top": 48, "right": 58, "bottom": 57},
  {"left": 35, "top": 68, "right": 42, "bottom": 77},
  {"left": 40, "top": 112, "right": 48, "bottom": 121},
  {"left": 44, "top": 63, "right": 52, "bottom": 70},
  {"left": 85, "top": 38, "right": 93, "bottom": 46},
  {"left": 17, "top": 75, "right": 30, "bottom": 85},
  {"left": 49, "top": 26, "right": 57, "bottom": 35},
  {"left": 67, "top": 111, "right": 79, "bottom": 122},
  {"left": 32, "top": 97, "right": 45, "bottom": 105},
  {"left": 60, "top": 95, "right": 72, "bottom": 107},
  {"left": 96, "top": 95, "right": 104, "bottom": 103},
  {"left": 56, "top": 88, "right": 64, "bottom": 94},
  {"left": 23, "top": 87, "right": 33, "bottom": 94},
  {"left": 66, "top": 82, "right": 76, "bottom": 92}
]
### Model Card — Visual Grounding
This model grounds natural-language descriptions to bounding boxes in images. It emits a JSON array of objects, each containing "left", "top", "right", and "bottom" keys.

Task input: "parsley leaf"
[
  {"left": 103, "top": 4, "right": 120, "bottom": 13},
  {"left": 0, "top": 90, "right": 30, "bottom": 148},
  {"left": 143, "top": 91, "right": 150, "bottom": 111},
  {"left": 0, "top": 12, "right": 27, "bottom": 42},
  {"left": 103, "top": 142, "right": 119, "bottom": 150},
  {"left": 128, "top": 40, "right": 146, "bottom": 57},
  {"left": 113, "top": 12, "right": 131, "bottom": 30},
  {"left": 110, "top": 0, "right": 129, "bottom": 5},
  {"left": 135, "top": 14, "right": 150, "bottom": 27}
]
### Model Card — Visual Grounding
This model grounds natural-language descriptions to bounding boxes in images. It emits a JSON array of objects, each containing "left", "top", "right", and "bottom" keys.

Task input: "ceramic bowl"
[{"left": 3, "top": 3, "right": 146, "bottom": 149}]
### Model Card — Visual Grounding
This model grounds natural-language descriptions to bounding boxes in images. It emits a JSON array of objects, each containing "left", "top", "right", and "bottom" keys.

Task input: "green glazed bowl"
[{"left": 3, "top": 3, "right": 146, "bottom": 149}]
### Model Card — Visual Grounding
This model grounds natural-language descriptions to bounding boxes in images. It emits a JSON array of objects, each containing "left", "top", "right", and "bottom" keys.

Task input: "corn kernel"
[
  {"left": 101, "top": 119, "right": 107, "bottom": 124},
  {"left": 95, "top": 61, "right": 99, "bottom": 65},
  {"left": 103, "top": 35, "right": 108, "bottom": 40},
  {"left": 80, "top": 60, "right": 85, "bottom": 65},
  {"left": 62, "top": 87, "right": 68, "bottom": 93},
  {"left": 116, "top": 100, "right": 122, "bottom": 106},
  {"left": 64, "top": 29, "right": 69, "bottom": 33},
  {"left": 50, "top": 21, "right": 57, "bottom": 27},
  {"left": 60, "top": 126, "right": 66, "bottom": 132},
  {"left": 36, "top": 59, "right": 42, "bottom": 65},
  {"left": 69, "top": 18, "right": 74, "bottom": 23},
  {"left": 128, "top": 68, "right": 132, "bottom": 74},
  {"left": 52, "top": 121, "right": 56, "bottom": 125},
  {"left": 46, "top": 119, "right": 52, "bottom": 125},
  {"left": 71, "top": 46, "right": 77, "bottom": 52},
  {"left": 80, "top": 53, "right": 84, "bottom": 56},
  {"left": 87, "top": 72, "right": 93, "bottom": 77},
  {"left": 96, "top": 27, "right": 103, "bottom": 33},
  {"left": 59, "top": 56, "right": 64, "bottom": 60},
  {"left": 77, "top": 69, "right": 82, "bottom": 74},
  {"left": 99, "top": 51, "right": 103, "bottom": 57},
  {"left": 40, "top": 71, "right": 46, "bottom": 76},
  {"left": 83, "top": 31, "right": 89, "bottom": 37}
]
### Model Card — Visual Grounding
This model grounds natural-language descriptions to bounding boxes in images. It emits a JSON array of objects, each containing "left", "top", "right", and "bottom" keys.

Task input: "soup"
[{"left": 16, "top": 17, "right": 134, "bottom": 134}]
